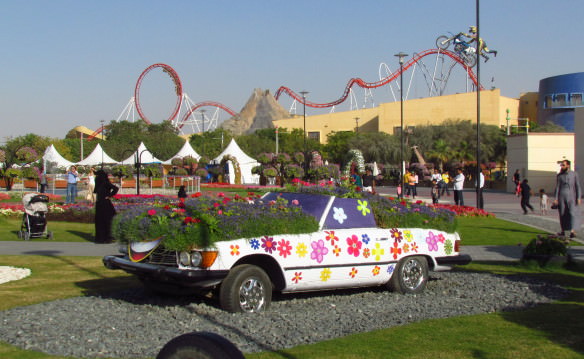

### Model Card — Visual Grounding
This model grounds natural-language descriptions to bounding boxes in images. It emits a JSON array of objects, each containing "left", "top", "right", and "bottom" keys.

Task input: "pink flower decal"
[
  {"left": 277, "top": 239, "right": 292, "bottom": 258},
  {"left": 346, "top": 235, "right": 362, "bottom": 257},
  {"left": 437, "top": 233, "right": 446, "bottom": 243},
  {"left": 310, "top": 239, "right": 329, "bottom": 263},
  {"left": 261, "top": 236, "right": 276, "bottom": 254},
  {"left": 426, "top": 231, "right": 439, "bottom": 252}
]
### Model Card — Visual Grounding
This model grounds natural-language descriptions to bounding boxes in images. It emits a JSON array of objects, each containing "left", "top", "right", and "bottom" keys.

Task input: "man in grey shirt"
[{"left": 553, "top": 159, "right": 581, "bottom": 238}]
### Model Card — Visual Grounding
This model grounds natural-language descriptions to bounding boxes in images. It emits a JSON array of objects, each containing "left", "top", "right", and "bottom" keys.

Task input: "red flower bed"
[{"left": 431, "top": 203, "right": 494, "bottom": 217}]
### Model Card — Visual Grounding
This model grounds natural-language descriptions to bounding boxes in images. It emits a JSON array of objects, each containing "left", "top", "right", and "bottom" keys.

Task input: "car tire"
[
  {"left": 156, "top": 331, "right": 244, "bottom": 359},
  {"left": 219, "top": 264, "right": 272, "bottom": 313},
  {"left": 387, "top": 256, "right": 428, "bottom": 294}
]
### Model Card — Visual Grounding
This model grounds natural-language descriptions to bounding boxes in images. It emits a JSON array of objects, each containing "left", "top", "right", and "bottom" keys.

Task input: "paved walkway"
[{"left": 1, "top": 187, "right": 583, "bottom": 263}]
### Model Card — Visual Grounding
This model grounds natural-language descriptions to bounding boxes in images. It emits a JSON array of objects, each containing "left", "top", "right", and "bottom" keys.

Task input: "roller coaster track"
[
  {"left": 274, "top": 48, "right": 483, "bottom": 108},
  {"left": 178, "top": 101, "right": 237, "bottom": 130}
]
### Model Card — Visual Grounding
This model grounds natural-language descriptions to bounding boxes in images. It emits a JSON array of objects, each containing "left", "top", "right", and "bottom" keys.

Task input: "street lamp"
[
  {"left": 100, "top": 119, "right": 105, "bottom": 169},
  {"left": 354, "top": 117, "right": 360, "bottom": 133},
  {"left": 299, "top": 90, "right": 309, "bottom": 172},
  {"left": 135, "top": 149, "right": 148, "bottom": 196},
  {"left": 394, "top": 52, "right": 408, "bottom": 198},
  {"left": 475, "top": 0, "right": 482, "bottom": 209},
  {"left": 200, "top": 109, "right": 206, "bottom": 156}
]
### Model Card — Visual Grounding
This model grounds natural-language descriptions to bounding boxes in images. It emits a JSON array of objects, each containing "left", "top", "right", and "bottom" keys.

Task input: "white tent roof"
[
  {"left": 77, "top": 143, "right": 119, "bottom": 166},
  {"left": 121, "top": 142, "right": 163, "bottom": 164},
  {"left": 163, "top": 140, "right": 201, "bottom": 165},
  {"left": 214, "top": 139, "right": 257, "bottom": 165},
  {"left": 43, "top": 144, "right": 74, "bottom": 168}
]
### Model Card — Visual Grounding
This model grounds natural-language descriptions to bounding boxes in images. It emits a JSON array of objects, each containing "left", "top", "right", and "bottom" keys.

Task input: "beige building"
[
  {"left": 274, "top": 89, "right": 520, "bottom": 143},
  {"left": 506, "top": 133, "right": 574, "bottom": 194}
]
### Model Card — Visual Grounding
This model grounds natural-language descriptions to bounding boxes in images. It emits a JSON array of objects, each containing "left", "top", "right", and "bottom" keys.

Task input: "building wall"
[
  {"left": 575, "top": 107, "right": 584, "bottom": 193},
  {"left": 537, "top": 72, "right": 584, "bottom": 131},
  {"left": 274, "top": 89, "right": 519, "bottom": 143},
  {"left": 519, "top": 92, "right": 539, "bottom": 123},
  {"left": 506, "top": 133, "right": 574, "bottom": 193}
]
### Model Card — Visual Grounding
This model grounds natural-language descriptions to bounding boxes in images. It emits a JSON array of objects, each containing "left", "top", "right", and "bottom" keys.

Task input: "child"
[
  {"left": 431, "top": 179, "right": 440, "bottom": 204},
  {"left": 539, "top": 188, "right": 549, "bottom": 215},
  {"left": 178, "top": 185, "right": 187, "bottom": 201}
]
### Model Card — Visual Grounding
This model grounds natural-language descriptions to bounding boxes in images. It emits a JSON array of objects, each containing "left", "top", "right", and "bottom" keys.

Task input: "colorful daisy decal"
[
  {"left": 361, "top": 234, "right": 371, "bottom": 245},
  {"left": 357, "top": 199, "right": 371, "bottom": 216},
  {"left": 402, "top": 230, "right": 414, "bottom": 242},
  {"left": 371, "top": 243, "right": 385, "bottom": 261},
  {"left": 325, "top": 231, "right": 339, "bottom": 246},
  {"left": 296, "top": 242, "right": 308, "bottom": 258},
  {"left": 292, "top": 272, "right": 303, "bottom": 284},
  {"left": 311, "top": 239, "right": 329, "bottom": 263},
  {"left": 333, "top": 207, "right": 347, "bottom": 224},
  {"left": 437, "top": 233, "right": 446, "bottom": 244},
  {"left": 390, "top": 228, "right": 403, "bottom": 244},
  {"left": 277, "top": 239, "right": 292, "bottom": 258},
  {"left": 320, "top": 268, "right": 332, "bottom": 282},
  {"left": 444, "top": 239, "right": 454, "bottom": 255},
  {"left": 346, "top": 235, "right": 362, "bottom": 257},
  {"left": 349, "top": 267, "right": 358, "bottom": 278},
  {"left": 363, "top": 247, "right": 371, "bottom": 258},
  {"left": 249, "top": 238, "right": 260, "bottom": 250},
  {"left": 402, "top": 243, "right": 410, "bottom": 253},
  {"left": 261, "top": 236, "right": 276, "bottom": 254},
  {"left": 390, "top": 241, "right": 402, "bottom": 259},
  {"left": 230, "top": 244, "right": 240, "bottom": 256},
  {"left": 387, "top": 264, "right": 396, "bottom": 274},
  {"left": 425, "top": 231, "right": 439, "bottom": 252},
  {"left": 372, "top": 266, "right": 381, "bottom": 276},
  {"left": 333, "top": 245, "right": 341, "bottom": 257},
  {"left": 411, "top": 242, "right": 419, "bottom": 253}
]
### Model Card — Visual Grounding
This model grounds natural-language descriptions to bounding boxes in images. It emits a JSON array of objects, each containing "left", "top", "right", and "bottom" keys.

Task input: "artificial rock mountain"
[{"left": 220, "top": 88, "right": 291, "bottom": 136}]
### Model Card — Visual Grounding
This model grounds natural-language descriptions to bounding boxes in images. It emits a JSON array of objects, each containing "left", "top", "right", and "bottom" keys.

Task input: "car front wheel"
[
  {"left": 219, "top": 264, "right": 272, "bottom": 313},
  {"left": 387, "top": 256, "right": 428, "bottom": 294}
]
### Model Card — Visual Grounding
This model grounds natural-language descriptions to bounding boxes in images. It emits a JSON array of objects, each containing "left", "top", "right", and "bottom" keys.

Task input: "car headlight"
[
  {"left": 190, "top": 252, "right": 202, "bottom": 267},
  {"left": 178, "top": 251, "right": 191, "bottom": 266}
]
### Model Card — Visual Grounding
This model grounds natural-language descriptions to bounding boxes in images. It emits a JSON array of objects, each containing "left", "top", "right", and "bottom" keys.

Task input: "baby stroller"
[{"left": 18, "top": 193, "right": 53, "bottom": 240}]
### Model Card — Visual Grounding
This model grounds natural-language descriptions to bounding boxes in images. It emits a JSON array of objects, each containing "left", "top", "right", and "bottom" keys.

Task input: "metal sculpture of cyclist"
[{"left": 462, "top": 26, "right": 498, "bottom": 62}]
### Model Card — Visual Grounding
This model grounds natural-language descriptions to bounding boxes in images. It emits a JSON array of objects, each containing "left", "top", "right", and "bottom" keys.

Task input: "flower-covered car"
[{"left": 103, "top": 192, "right": 471, "bottom": 313}]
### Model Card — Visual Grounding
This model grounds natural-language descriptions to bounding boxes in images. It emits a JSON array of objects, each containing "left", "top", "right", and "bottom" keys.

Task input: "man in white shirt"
[
  {"left": 453, "top": 168, "right": 465, "bottom": 206},
  {"left": 476, "top": 171, "right": 485, "bottom": 209}
]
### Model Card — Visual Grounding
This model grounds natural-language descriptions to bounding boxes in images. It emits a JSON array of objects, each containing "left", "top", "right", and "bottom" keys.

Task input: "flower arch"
[
  {"left": 220, "top": 155, "right": 242, "bottom": 184},
  {"left": 342, "top": 149, "right": 365, "bottom": 175}
]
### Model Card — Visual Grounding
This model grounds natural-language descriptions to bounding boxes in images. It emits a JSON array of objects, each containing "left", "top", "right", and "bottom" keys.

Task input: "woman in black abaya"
[{"left": 94, "top": 170, "right": 119, "bottom": 243}]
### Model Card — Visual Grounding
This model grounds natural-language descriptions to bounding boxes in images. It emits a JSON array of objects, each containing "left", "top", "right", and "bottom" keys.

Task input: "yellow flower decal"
[
  {"left": 357, "top": 199, "right": 370, "bottom": 216},
  {"left": 296, "top": 242, "right": 308, "bottom": 257},
  {"left": 403, "top": 230, "right": 414, "bottom": 242},
  {"left": 371, "top": 243, "right": 385, "bottom": 261},
  {"left": 320, "top": 268, "right": 332, "bottom": 281}
]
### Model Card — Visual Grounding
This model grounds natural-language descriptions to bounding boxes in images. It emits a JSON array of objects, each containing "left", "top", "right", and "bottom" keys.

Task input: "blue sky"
[{"left": 1, "top": 0, "right": 583, "bottom": 139}]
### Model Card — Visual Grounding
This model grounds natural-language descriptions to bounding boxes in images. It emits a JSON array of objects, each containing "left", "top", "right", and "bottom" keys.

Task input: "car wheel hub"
[
  {"left": 239, "top": 278, "right": 265, "bottom": 312},
  {"left": 402, "top": 259, "right": 423, "bottom": 290}
]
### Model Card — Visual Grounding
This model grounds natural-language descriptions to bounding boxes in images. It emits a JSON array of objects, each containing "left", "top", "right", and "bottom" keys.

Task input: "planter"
[
  {"left": 521, "top": 253, "right": 570, "bottom": 267},
  {"left": 24, "top": 179, "right": 38, "bottom": 189},
  {"left": 119, "top": 179, "right": 136, "bottom": 188},
  {"left": 54, "top": 180, "right": 68, "bottom": 189}
]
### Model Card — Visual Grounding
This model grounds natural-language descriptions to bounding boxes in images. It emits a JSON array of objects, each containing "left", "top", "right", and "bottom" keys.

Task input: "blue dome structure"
[{"left": 538, "top": 72, "right": 584, "bottom": 131}]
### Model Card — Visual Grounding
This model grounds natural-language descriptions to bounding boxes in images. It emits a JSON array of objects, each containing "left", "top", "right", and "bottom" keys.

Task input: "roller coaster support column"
[{"left": 395, "top": 52, "right": 408, "bottom": 198}]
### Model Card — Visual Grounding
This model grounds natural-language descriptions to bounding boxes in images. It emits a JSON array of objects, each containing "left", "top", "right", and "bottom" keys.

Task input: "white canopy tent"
[
  {"left": 163, "top": 140, "right": 201, "bottom": 165},
  {"left": 42, "top": 144, "right": 75, "bottom": 170},
  {"left": 121, "top": 142, "right": 163, "bottom": 164},
  {"left": 77, "top": 143, "right": 119, "bottom": 166},
  {"left": 213, "top": 139, "right": 259, "bottom": 184}
]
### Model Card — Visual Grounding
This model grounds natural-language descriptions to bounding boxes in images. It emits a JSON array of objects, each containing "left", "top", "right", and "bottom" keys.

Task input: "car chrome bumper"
[{"left": 103, "top": 255, "right": 228, "bottom": 288}]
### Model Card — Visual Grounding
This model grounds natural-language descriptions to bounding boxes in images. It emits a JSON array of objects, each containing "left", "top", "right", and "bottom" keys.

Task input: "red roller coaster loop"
[
  {"left": 134, "top": 63, "right": 183, "bottom": 125},
  {"left": 178, "top": 101, "right": 237, "bottom": 130},
  {"left": 274, "top": 49, "right": 483, "bottom": 108}
]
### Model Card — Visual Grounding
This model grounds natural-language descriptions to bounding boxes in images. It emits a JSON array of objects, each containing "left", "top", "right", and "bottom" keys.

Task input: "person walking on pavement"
[
  {"left": 453, "top": 168, "right": 465, "bottom": 206},
  {"left": 476, "top": 170, "right": 485, "bottom": 209},
  {"left": 441, "top": 171, "right": 451, "bottom": 196},
  {"left": 553, "top": 159, "right": 581, "bottom": 238},
  {"left": 513, "top": 169, "right": 521, "bottom": 196},
  {"left": 520, "top": 179, "right": 535, "bottom": 214}
]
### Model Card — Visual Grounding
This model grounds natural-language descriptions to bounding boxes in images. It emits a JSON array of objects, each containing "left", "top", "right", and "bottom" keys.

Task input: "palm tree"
[{"left": 426, "top": 139, "right": 452, "bottom": 172}]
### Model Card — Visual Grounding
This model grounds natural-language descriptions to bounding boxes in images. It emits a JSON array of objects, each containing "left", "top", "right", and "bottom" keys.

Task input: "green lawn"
[
  {"left": 0, "top": 218, "right": 94, "bottom": 242},
  {"left": 457, "top": 216, "right": 549, "bottom": 246}
]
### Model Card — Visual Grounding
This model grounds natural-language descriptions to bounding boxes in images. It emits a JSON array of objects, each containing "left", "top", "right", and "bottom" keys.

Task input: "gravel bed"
[{"left": 0, "top": 271, "right": 569, "bottom": 358}]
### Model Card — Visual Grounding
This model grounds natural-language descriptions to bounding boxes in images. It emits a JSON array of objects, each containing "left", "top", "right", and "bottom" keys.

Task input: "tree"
[
  {"left": 425, "top": 139, "right": 452, "bottom": 172},
  {"left": 322, "top": 131, "right": 356, "bottom": 164},
  {"left": 0, "top": 134, "right": 45, "bottom": 190}
]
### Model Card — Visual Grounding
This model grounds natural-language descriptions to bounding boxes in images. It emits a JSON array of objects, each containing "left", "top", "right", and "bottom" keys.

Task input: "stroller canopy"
[{"left": 22, "top": 193, "right": 49, "bottom": 216}]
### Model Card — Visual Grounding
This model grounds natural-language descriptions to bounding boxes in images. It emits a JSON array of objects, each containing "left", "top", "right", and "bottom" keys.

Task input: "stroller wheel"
[
  {"left": 23, "top": 232, "right": 30, "bottom": 241},
  {"left": 17, "top": 230, "right": 23, "bottom": 240},
  {"left": 47, "top": 231, "right": 54, "bottom": 240}
]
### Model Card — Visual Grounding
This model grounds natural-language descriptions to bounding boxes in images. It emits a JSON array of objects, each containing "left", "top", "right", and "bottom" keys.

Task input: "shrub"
[{"left": 523, "top": 234, "right": 568, "bottom": 256}]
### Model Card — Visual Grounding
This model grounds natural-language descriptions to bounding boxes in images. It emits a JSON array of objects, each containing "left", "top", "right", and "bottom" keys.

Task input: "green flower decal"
[
  {"left": 357, "top": 200, "right": 370, "bottom": 216},
  {"left": 444, "top": 239, "right": 453, "bottom": 255}
]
